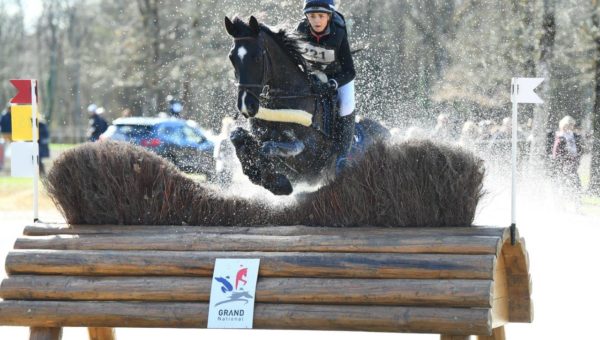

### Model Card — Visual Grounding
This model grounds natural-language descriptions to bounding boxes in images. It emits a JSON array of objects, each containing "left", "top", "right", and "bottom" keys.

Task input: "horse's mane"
[
  {"left": 260, "top": 24, "right": 309, "bottom": 74},
  {"left": 231, "top": 17, "right": 308, "bottom": 74}
]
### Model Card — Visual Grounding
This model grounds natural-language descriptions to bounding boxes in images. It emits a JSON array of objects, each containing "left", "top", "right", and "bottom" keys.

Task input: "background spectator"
[
  {"left": 87, "top": 104, "right": 108, "bottom": 142},
  {"left": 458, "top": 121, "right": 480, "bottom": 150},
  {"left": 120, "top": 108, "right": 132, "bottom": 118},
  {"left": 38, "top": 119, "right": 50, "bottom": 175},
  {"left": 552, "top": 115, "right": 584, "bottom": 192},
  {"left": 430, "top": 114, "right": 452, "bottom": 141},
  {"left": 1, "top": 105, "right": 12, "bottom": 142}
]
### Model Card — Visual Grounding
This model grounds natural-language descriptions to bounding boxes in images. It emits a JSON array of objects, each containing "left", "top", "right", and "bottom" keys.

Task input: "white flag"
[{"left": 511, "top": 78, "right": 544, "bottom": 104}]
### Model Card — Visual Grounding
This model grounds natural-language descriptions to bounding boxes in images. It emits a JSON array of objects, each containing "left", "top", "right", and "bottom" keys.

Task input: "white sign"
[
  {"left": 207, "top": 259, "right": 260, "bottom": 329},
  {"left": 298, "top": 42, "right": 335, "bottom": 64},
  {"left": 11, "top": 142, "right": 35, "bottom": 178},
  {"left": 511, "top": 78, "right": 544, "bottom": 104}
]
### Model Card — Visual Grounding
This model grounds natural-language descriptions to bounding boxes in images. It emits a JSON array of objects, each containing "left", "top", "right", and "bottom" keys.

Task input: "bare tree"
[
  {"left": 65, "top": 2, "right": 87, "bottom": 142},
  {"left": 405, "top": 0, "right": 456, "bottom": 83},
  {"left": 529, "top": 0, "right": 557, "bottom": 168},
  {"left": 0, "top": 0, "right": 26, "bottom": 105},
  {"left": 136, "top": 0, "right": 161, "bottom": 115},
  {"left": 37, "top": 0, "right": 66, "bottom": 124},
  {"left": 589, "top": 0, "right": 600, "bottom": 194}
]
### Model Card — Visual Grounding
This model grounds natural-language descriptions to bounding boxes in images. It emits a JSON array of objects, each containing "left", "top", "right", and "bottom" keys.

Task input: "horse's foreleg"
[
  {"left": 230, "top": 128, "right": 262, "bottom": 185},
  {"left": 261, "top": 172, "right": 293, "bottom": 195},
  {"left": 231, "top": 128, "right": 294, "bottom": 195}
]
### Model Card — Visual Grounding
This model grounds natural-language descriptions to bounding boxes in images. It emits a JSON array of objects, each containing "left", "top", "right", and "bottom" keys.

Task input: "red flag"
[{"left": 9, "top": 79, "right": 38, "bottom": 104}]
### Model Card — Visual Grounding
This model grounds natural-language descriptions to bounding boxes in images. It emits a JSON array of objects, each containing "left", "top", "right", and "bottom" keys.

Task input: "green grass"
[
  {"left": 0, "top": 177, "right": 40, "bottom": 195},
  {"left": 580, "top": 194, "right": 600, "bottom": 216},
  {"left": 0, "top": 177, "right": 34, "bottom": 187},
  {"left": 582, "top": 195, "right": 600, "bottom": 206},
  {"left": 50, "top": 144, "right": 76, "bottom": 152}
]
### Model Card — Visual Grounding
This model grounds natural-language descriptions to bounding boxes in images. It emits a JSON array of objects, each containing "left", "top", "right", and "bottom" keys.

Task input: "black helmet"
[{"left": 303, "top": 0, "right": 335, "bottom": 14}]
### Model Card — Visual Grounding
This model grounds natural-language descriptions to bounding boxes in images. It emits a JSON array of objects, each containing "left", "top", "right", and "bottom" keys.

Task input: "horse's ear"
[
  {"left": 249, "top": 16, "right": 260, "bottom": 34},
  {"left": 225, "top": 16, "right": 236, "bottom": 36}
]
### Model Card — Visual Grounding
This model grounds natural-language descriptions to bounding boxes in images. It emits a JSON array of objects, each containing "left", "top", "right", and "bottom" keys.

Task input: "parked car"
[{"left": 100, "top": 117, "right": 215, "bottom": 177}]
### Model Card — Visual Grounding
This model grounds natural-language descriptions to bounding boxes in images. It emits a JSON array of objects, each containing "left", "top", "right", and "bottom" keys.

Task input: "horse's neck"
[
  {"left": 261, "top": 32, "right": 318, "bottom": 117},
  {"left": 264, "top": 35, "right": 308, "bottom": 91}
]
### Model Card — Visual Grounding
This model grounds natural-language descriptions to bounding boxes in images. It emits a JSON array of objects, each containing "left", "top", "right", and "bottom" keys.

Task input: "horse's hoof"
[
  {"left": 264, "top": 174, "right": 293, "bottom": 195},
  {"left": 230, "top": 128, "right": 249, "bottom": 147}
]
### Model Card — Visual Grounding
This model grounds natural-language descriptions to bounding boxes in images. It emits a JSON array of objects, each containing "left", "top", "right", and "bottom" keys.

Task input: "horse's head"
[{"left": 225, "top": 16, "right": 267, "bottom": 118}]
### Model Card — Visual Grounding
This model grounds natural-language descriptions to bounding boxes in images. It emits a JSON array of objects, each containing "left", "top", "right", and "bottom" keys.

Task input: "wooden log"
[
  {"left": 500, "top": 238, "right": 533, "bottom": 323},
  {"left": 503, "top": 240, "right": 530, "bottom": 273},
  {"left": 14, "top": 233, "right": 502, "bottom": 255},
  {"left": 508, "top": 299, "right": 534, "bottom": 323},
  {"left": 506, "top": 274, "right": 532, "bottom": 296},
  {"left": 477, "top": 326, "right": 506, "bottom": 340},
  {"left": 23, "top": 224, "right": 507, "bottom": 238},
  {"left": 491, "top": 250, "right": 509, "bottom": 329},
  {"left": 0, "top": 276, "right": 492, "bottom": 308},
  {"left": 0, "top": 301, "right": 491, "bottom": 335},
  {"left": 30, "top": 327, "right": 62, "bottom": 340},
  {"left": 88, "top": 328, "right": 115, "bottom": 340},
  {"left": 5, "top": 250, "right": 495, "bottom": 279}
]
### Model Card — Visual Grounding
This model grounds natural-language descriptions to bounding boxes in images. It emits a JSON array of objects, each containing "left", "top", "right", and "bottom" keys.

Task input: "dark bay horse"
[{"left": 225, "top": 16, "right": 387, "bottom": 195}]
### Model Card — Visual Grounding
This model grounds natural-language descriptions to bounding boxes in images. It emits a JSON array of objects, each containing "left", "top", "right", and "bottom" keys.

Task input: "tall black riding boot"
[{"left": 333, "top": 112, "right": 355, "bottom": 174}]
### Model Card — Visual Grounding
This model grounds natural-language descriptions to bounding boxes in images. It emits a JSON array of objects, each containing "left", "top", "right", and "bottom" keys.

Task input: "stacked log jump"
[{"left": 0, "top": 224, "right": 532, "bottom": 340}]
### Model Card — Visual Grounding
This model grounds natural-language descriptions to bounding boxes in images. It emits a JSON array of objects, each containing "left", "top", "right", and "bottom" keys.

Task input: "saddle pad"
[{"left": 256, "top": 107, "right": 313, "bottom": 127}]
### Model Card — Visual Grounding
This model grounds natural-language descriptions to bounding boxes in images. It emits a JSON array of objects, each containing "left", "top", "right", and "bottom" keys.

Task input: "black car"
[{"left": 100, "top": 117, "right": 215, "bottom": 176}]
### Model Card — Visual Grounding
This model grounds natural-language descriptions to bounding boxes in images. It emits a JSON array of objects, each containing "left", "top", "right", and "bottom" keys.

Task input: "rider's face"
[{"left": 306, "top": 12, "right": 331, "bottom": 33}]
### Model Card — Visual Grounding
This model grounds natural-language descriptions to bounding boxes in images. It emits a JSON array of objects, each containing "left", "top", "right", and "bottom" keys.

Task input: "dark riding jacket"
[{"left": 296, "top": 12, "right": 356, "bottom": 88}]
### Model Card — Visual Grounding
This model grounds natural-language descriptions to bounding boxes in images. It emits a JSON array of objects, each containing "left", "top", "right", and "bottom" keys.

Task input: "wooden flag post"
[
  {"left": 31, "top": 80, "right": 39, "bottom": 222},
  {"left": 510, "top": 77, "right": 544, "bottom": 245},
  {"left": 9, "top": 79, "right": 40, "bottom": 222}
]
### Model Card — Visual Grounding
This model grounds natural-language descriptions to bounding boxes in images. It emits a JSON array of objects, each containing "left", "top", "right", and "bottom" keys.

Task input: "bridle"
[
  {"left": 233, "top": 35, "right": 272, "bottom": 103},
  {"left": 233, "top": 33, "right": 315, "bottom": 105}
]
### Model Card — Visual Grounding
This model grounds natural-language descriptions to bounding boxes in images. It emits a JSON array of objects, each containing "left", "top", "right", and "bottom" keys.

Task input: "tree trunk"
[
  {"left": 41, "top": 1, "right": 61, "bottom": 125},
  {"left": 529, "top": 0, "right": 556, "bottom": 170},
  {"left": 137, "top": 0, "right": 161, "bottom": 115},
  {"left": 589, "top": 12, "right": 600, "bottom": 194},
  {"left": 592, "top": 97, "right": 600, "bottom": 194},
  {"left": 67, "top": 5, "right": 84, "bottom": 143}
]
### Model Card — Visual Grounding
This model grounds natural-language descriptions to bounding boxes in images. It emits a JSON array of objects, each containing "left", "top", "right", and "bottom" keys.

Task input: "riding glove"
[{"left": 311, "top": 75, "right": 337, "bottom": 94}]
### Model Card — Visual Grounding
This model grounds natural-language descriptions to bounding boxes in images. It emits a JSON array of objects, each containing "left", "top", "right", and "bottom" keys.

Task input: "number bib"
[{"left": 299, "top": 42, "right": 336, "bottom": 65}]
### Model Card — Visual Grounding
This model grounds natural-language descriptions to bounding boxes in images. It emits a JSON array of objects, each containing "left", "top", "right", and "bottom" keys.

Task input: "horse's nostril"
[
  {"left": 239, "top": 91, "right": 261, "bottom": 117},
  {"left": 248, "top": 102, "right": 259, "bottom": 117}
]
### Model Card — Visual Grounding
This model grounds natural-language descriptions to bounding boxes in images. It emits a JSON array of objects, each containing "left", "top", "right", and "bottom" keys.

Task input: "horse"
[{"left": 225, "top": 16, "right": 388, "bottom": 195}]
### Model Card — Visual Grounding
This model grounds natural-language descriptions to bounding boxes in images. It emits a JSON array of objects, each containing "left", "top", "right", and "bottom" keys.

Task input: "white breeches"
[{"left": 337, "top": 80, "right": 355, "bottom": 117}]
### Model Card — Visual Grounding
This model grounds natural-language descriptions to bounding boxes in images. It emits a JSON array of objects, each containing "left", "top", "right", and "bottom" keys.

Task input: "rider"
[{"left": 296, "top": 0, "right": 356, "bottom": 173}]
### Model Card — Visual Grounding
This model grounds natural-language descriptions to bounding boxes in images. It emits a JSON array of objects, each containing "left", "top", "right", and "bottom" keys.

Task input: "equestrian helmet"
[{"left": 303, "top": 0, "right": 335, "bottom": 14}]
